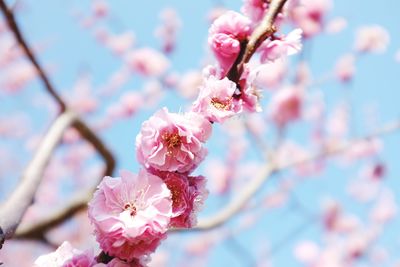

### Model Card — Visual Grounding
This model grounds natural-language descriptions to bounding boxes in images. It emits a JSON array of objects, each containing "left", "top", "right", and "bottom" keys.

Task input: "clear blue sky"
[{"left": 1, "top": 0, "right": 400, "bottom": 266}]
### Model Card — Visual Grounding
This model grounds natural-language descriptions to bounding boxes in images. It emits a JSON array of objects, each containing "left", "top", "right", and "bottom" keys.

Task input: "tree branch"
[
  {"left": 0, "top": 1, "right": 116, "bottom": 242},
  {"left": 227, "top": 0, "right": 288, "bottom": 84},
  {"left": 0, "top": 111, "right": 77, "bottom": 248},
  {"left": 14, "top": 117, "right": 116, "bottom": 239},
  {"left": 183, "top": 118, "right": 400, "bottom": 231},
  {"left": 0, "top": 0, "right": 66, "bottom": 112}
]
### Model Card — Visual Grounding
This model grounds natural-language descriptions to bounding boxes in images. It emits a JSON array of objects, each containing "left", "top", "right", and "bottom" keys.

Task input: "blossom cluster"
[{"left": 34, "top": 1, "right": 302, "bottom": 266}]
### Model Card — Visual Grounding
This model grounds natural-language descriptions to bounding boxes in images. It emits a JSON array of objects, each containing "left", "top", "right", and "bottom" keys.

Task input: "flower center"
[
  {"left": 124, "top": 203, "right": 137, "bottom": 217},
  {"left": 211, "top": 97, "right": 231, "bottom": 110},
  {"left": 162, "top": 132, "right": 182, "bottom": 151}
]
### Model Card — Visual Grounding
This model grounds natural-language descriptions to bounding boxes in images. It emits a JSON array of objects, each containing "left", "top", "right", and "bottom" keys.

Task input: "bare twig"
[
  {"left": 14, "top": 117, "right": 116, "bottom": 239},
  {"left": 182, "top": 118, "right": 400, "bottom": 231},
  {"left": 0, "top": 0, "right": 66, "bottom": 112},
  {"left": 0, "top": 1, "right": 116, "bottom": 242},
  {"left": 227, "top": 0, "right": 288, "bottom": 84},
  {"left": 0, "top": 111, "right": 77, "bottom": 248}
]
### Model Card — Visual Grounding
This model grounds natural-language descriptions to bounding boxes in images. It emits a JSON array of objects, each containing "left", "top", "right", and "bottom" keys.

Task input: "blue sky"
[{"left": 1, "top": 0, "right": 400, "bottom": 266}]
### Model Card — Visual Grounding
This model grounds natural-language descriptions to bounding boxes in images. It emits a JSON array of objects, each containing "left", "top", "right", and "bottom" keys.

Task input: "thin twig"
[
  {"left": 179, "top": 118, "right": 400, "bottom": 231},
  {"left": 227, "top": 0, "right": 288, "bottom": 84},
  {"left": 0, "top": 111, "right": 77, "bottom": 248},
  {"left": 0, "top": 0, "right": 66, "bottom": 112}
]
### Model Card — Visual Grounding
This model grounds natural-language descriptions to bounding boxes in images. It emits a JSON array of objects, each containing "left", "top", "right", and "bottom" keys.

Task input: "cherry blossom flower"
[
  {"left": 208, "top": 11, "right": 251, "bottom": 74},
  {"left": 335, "top": 54, "right": 356, "bottom": 82},
  {"left": 125, "top": 48, "right": 170, "bottom": 77},
  {"left": 152, "top": 171, "right": 208, "bottom": 228},
  {"left": 325, "top": 17, "right": 347, "bottom": 34},
  {"left": 192, "top": 76, "right": 241, "bottom": 123},
  {"left": 268, "top": 87, "right": 303, "bottom": 128},
  {"left": 290, "top": 0, "right": 331, "bottom": 38},
  {"left": 241, "top": 0, "right": 269, "bottom": 23},
  {"left": 155, "top": 8, "right": 181, "bottom": 54},
  {"left": 136, "top": 108, "right": 212, "bottom": 173},
  {"left": 354, "top": 25, "right": 390, "bottom": 54},
  {"left": 34, "top": 241, "right": 96, "bottom": 267},
  {"left": 259, "top": 28, "right": 303, "bottom": 63},
  {"left": 253, "top": 59, "right": 287, "bottom": 90},
  {"left": 88, "top": 170, "right": 172, "bottom": 262}
]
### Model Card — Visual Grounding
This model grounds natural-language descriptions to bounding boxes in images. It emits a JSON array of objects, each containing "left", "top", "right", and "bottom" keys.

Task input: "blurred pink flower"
[
  {"left": 354, "top": 25, "right": 390, "bottom": 53},
  {"left": 335, "top": 54, "right": 356, "bottom": 82},
  {"left": 259, "top": 28, "right": 303, "bottom": 63},
  {"left": 155, "top": 8, "right": 181, "bottom": 53},
  {"left": 241, "top": 0, "right": 269, "bottom": 23},
  {"left": 34, "top": 241, "right": 96, "bottom": 267},
  {"left": 290, "top": 0, "right": 331, "bottom": 38},
  {"left": 325, "top": 17, "right": 347, "bottom": 34},
  {"left": 136, "top": 108, "right": 212, "bottom": 173},
  {"left": 125, "top": 48, "right": 170, "bottom": 77},
  {"left": 294, "top": 241, "right": 320, "bottom": 264},
  {"left": 253, "top": 60, "right": 287, "bottom": 90},
  {"left": 88, "top": 170, "right": 172, "bottom": 261},
  {"left": 268, "top": 87, "right": 303, "bottom": 128}
]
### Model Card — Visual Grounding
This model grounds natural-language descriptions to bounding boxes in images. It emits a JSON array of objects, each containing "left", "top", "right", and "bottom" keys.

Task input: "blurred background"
[{"left": 0, "top": 0, "right": 400, "bottom": 266}]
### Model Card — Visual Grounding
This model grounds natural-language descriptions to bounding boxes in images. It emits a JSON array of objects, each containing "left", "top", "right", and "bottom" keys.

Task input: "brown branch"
[
  {"left": 227, "top": 0, "right": 288, "bottom": 84},
  {"left": 0, "top": 111, "right": 77, "bottom": 248},
  {"left": 177, "top": 118, "right": 400, "bottom": 232},
  {"left": 0, "top": 1, "right": 116, "bottom": 241},
  {"left": 14, "top": 117, "right": 116, "bottom": 239},
  {"left": 0, "top": 0, "right": 66, "bottom": 112}
]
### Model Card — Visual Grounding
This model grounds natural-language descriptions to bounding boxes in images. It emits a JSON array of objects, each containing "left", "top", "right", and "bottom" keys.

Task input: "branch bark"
[
  {"left": 0, "top": 111, "right": 77, "bottom": 248},
  {"left": 227, "top": 0, "right": 288, "bottom": 84}
]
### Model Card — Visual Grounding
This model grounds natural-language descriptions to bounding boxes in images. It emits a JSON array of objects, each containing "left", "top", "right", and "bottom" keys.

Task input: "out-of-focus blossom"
[
  {"left": 92, "top": 0, "right": 109, "bottom": 18},
  {"left": 259, "top": 28, "right": 303, "bottom": 63},
  {"left": 155, "top": 8, "right": 181, "bottom": 53},
  {"left": 88, "top": 170, "right": 172, "bottom": 261},
  {"left": 253, "top": 59, "right": 288, "bottom": 90},
  {"left": 294, "top": 241, "right": 320, "bottom": 264},
  {"left": 354, "top": 25, "right": 390, "bottom": 54},
  {"left": 136, "top": 108, "right": 212, "bottom": 173},
  {"left": 325, "top": 17, "right": 347, "bottom": 34},
  {"left": 241, "top": 0, "right": 269, "bottom": 23},
  {"left": 290, "top": 0, "right": 332, "bottom": 38},
  {"left": 176, "top": 70, "right": 203, "bottom": 99},
  {"left": 335, "top": 54, "right": 356, "bottom": 82},
  {"left": 268, "top": 87, "right": 303, "bottom": 128},
  {"left": 370, "top": 190, "right": 397, "bottom": 224},
  {"left": 125, "top": 48, "right": 170, "bottom": 77},
  {"left": 208, "top": 11, "right": 251, "bottom": 74},
  {"left": 0, "top": 61, "right": 37, "bottom": 93},
  {"left": 34, "top": 241, "right": 96, "bottom": 267}
]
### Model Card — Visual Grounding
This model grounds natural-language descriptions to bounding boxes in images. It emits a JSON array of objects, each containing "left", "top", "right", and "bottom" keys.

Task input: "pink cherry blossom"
[
  {"left": 152, "top": 171, "right": 208, "bottom": 228},
  {"left": 325, "top": 17, "right": 347, "bottom": 34},
  {"left": 208, "top": 11, "right": 251, "bottom": 74},
  {"left": 253, "top": 60, "right": 287, "bottom": 90},
  {"left": 155, "top": 8, "right": 181, "bottom": 54},
  {"left": 88, "top": 169, "right": 172, "bottom": 262},
  {"left": 125, "top": 48, "right": 170, "bottom": 77},
  {"left": 241, "top": 0, "right": 269, "bottom": 23},
  {"left": 294, "top": 241, "right": 320, "bottom": 264},
  {"left": 259, "top": 28, "right": 303, "bottom": 63},
  {"left": 192, "top": 75, "right": 241, "bottom": 123},
  {"left": 176, "top": 70, "right": 203, "bottom": 99},
  {"left": 290, "top": 0, "right": 331, "bottom": 38},
  {"left": 354, "top": 25, "right": 390, "bottom": 54},
  {"left": 136, "top": 108, "right": 212, "bottom": 173},
  {"left": 335, "top": 53, "right": 356, "bottom": 82},
  {"left": 268, "top": 87, "right": 303, "bottom": 128},
  {"left": 34, "top": 241, "right": 96, "bottom": 267}
]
